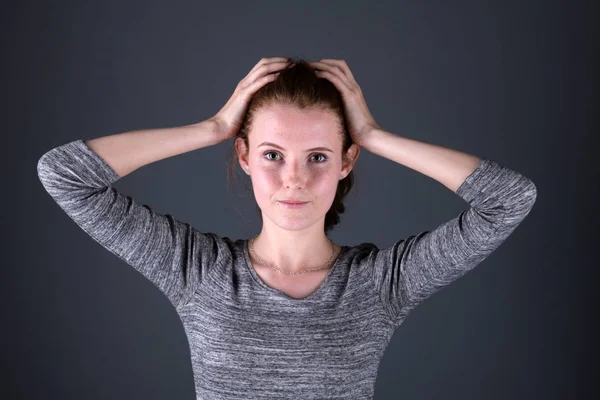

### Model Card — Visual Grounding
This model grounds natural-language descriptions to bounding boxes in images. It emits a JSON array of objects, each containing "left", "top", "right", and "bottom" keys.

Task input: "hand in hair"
[
  {"left": 210, "top": 57, "right": 294, "bottom": 143},
  {"left": 308, "top": 59, "right": 381, "bottom": 147}
]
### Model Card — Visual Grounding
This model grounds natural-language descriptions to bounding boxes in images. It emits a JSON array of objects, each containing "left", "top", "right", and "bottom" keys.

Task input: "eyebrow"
[{"left": 257, "top": 141, "right": 334, "bottom": 153}]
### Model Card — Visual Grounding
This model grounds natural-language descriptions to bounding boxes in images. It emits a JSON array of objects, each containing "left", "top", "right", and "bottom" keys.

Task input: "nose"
[{"left": 283, "top": 163, "right": 307, "bottom": 188}]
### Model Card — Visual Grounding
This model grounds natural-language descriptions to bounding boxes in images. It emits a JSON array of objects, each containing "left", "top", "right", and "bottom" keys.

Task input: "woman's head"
[{"left": 228, "top": 58, "right": 360, "bottom": 236}]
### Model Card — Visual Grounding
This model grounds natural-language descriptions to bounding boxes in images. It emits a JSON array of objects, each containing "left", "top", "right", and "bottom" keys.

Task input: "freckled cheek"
[
  {"left": 258, "top": 168, "right": 326, "bottom": 184},
  {"left": 251, "top": 168, "right": 335, "bottom": 196},
  {"left": 250, "top": 173, "right": 278, "bottom": 202},
  {"left": 318, "top": 180, "right": 339, "bottom": 202}
]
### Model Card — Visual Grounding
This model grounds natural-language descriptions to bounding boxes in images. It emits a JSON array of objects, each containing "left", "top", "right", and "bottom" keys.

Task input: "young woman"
[{"left": 37, "top": 57, "right": 537, "bottom": 399}]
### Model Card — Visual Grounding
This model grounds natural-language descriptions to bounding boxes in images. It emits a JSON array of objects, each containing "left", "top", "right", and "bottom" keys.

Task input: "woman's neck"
[{"left": 249, "top": 234, "right": 339, "bottom": 274}]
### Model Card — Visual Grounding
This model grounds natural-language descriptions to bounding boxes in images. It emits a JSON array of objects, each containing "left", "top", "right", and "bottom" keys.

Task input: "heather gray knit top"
[{"left": 37, "top": 139, "right": 537, "bottom": 399}]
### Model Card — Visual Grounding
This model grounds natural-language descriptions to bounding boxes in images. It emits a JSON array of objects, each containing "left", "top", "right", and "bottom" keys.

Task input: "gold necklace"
[{"left": 248, "top": 235, "right": 337, "bottom": 276}]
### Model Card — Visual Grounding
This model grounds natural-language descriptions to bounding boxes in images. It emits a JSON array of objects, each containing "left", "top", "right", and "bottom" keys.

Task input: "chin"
[{"left": 265, "top": 208, "right": 325, "bottom": 231}]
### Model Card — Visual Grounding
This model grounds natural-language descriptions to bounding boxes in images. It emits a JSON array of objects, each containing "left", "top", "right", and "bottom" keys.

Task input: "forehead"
[{"left": 250, "top": 104, "right": 340, "bottom": 146}]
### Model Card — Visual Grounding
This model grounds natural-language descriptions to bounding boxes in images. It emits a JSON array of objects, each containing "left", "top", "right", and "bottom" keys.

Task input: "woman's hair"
[{"left": 226, "top": 57, "right": 358, "bottom": 236}]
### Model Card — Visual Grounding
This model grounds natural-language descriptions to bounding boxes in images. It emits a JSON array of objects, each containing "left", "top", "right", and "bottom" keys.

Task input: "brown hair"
[{"left": 226, "top": 57, "right": 359, "bottom": 236}]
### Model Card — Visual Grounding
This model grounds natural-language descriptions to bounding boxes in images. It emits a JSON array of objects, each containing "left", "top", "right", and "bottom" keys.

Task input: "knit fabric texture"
[{"left": 37, "top": 139, "right": 537, "bottom": 399}]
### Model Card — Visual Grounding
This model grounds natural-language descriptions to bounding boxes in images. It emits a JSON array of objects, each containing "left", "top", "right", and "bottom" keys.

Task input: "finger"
[
  {"left": 310, "top": 61, "right": 354, "bottom": 91},
  {"left": 314, "top": 69, "right": 352, "bottom": 96},
  {"left": 310, "top": 60, "right": 353, "bottom": 87},
  {"left": 319, "top": 59, "right": 356, "bottom": 82},
  {"left": 241, "top": 60, "right": 291, "bottom": 90},
  {"left": 248, "top": 57, "right": 292, "bottom": 76},
  {"left": 243, "top": 71, "right": 281, "bottom": 97},
  {"left": 311, "top": 59, "right": 353, "bottom": 81}
]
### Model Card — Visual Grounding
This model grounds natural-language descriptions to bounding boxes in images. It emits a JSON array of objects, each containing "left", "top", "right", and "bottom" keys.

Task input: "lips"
[
  {"left": 278, "top": 200, "right": 309, "bottom": 208},
  {"left": 280, "top": 201, "right": 308, "bottom": 204}
]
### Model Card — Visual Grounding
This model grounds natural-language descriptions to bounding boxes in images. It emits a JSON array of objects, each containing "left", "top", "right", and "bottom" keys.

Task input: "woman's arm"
[
  {"left": 37, "top": 120, "right": 228, "bottom": 311},
  {"left": 84, "top": 118, "right": 222, "bottom": 178},
  {"left": 362, "top": 128, "right": 483, "bottom": 192},
  {"left": 362, "top": 128, "right": 537, "bottom": 326}
]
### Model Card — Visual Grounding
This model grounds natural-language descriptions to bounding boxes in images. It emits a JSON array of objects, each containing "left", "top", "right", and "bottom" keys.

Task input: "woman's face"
[{"left": 236, "top": 104, "right": 358, "bottom": 232}]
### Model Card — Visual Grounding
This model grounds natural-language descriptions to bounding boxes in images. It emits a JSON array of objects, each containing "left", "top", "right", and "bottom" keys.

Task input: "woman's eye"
[
  {"left": 263, "top": 151, "right": 328, "bottom": 163},
  {"left": 264, "top": 151, "right": 280, "bottom": 161},
  {"left": 312, "top": 153, "right": 328, "bottom": 163}
]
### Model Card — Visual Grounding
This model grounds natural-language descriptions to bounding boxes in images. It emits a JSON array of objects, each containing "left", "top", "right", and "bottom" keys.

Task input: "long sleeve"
[
  {"left": 370, "top": 158, "right": 538, "bottom": 327},
  {"left": 37, "top": 139, "right": 221, "bottom": 311}
]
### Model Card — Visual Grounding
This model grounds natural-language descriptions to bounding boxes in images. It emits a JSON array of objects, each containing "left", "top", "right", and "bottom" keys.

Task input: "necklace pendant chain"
[{"left": 248, "top": 235, "right": 337, "bottom": 276}]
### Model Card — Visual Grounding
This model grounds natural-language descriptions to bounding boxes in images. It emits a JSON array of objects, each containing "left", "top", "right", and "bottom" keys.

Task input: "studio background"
[{"left": 3, "top": 0, "right": 595, "bottom": 398}]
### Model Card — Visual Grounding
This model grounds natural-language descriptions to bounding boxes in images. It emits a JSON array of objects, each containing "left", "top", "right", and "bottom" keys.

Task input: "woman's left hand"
[{"left": 308, "top": 59, "right": 382, "bottom": 147}]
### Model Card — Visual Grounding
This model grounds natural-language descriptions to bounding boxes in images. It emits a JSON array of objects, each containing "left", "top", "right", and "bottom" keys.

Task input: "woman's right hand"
[{"left": 209, "top": 57, "right": 294, "bottom": 143}]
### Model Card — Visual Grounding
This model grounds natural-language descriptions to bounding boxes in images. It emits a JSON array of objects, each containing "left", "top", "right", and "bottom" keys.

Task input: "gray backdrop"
[{"left": 4, "top": 0, "right": 596, "bottom": 398}]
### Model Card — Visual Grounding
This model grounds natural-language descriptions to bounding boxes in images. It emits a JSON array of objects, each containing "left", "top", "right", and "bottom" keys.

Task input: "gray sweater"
[{"left": 37, "top": 139, "right": 537, "bottom": 399}]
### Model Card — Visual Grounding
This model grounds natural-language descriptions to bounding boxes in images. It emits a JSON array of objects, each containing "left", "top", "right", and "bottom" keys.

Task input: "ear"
[
  {"left": 235, "top": 137, "right": 250, "bottom": 172},
  {"left": 341, "top": 143, "right": 360, "bottom": 178}
]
